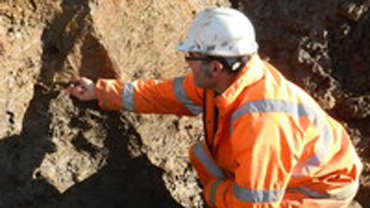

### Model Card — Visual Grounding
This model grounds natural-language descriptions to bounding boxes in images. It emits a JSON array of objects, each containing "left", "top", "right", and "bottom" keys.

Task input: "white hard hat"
[{"left": 178, "top": 8, "right": 258, "bottom": 57}]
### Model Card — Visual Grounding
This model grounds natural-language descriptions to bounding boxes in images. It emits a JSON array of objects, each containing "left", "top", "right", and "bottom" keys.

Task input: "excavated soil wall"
[{"left": 0, "top": 0, "right": 369, "bottom": 207}]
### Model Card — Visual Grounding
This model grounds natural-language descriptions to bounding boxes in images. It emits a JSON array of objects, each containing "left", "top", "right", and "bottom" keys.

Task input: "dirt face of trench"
[{"left": 0, "top": 0, "right": 369, "bottom": 207}]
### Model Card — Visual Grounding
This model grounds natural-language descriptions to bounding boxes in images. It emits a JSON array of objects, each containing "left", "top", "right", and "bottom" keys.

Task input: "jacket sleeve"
[
  {"left": 95, "top": 73, "right": 204, "bottom": 116},
  {"left": 202, "top": 113, "right": 303, "bottom": 208}
]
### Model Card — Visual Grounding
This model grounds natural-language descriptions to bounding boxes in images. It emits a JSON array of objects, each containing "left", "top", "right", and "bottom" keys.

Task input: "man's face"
[{"left": 185, "top": 52, "right": 213, "bottom": 88}]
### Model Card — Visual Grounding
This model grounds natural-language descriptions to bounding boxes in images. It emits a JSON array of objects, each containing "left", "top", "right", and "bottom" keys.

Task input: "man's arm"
[{"left": 68, "top": 74, "right": 204, "bottom": 116}]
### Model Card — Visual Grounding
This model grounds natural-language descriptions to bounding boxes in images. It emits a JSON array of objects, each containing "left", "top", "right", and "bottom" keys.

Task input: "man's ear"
[{"left": 209, "top": 60, "right": 224, "bottom": 76}]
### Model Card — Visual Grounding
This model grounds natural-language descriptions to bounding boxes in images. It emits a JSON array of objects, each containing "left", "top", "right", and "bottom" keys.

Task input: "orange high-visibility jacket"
[{"left": 95, "top": 55, "right": 362, "bottom": 208}]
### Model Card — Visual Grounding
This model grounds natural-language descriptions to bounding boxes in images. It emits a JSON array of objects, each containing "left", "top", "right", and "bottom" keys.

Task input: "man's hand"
[{"left": 67, "top": 76, "right": 97, "bottom": 101}]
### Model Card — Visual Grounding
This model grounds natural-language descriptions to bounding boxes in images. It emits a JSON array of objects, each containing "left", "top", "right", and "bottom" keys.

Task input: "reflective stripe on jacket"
[{"left": 95, "top": 55, "right": 362, "bottom": 208}]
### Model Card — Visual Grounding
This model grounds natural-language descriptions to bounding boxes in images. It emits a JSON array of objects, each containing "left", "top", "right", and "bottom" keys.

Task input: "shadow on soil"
[{"left": 0, "top": 90, "right": 183, "bottom": 208}]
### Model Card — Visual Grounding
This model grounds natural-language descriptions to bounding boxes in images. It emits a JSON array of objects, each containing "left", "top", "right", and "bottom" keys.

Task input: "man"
[{"left": 68, "top": 8, "right": 362, "bottom": 208}]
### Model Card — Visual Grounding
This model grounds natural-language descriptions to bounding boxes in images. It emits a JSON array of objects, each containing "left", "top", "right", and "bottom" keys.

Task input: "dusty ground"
[{"left": 0, "top": 0, "right": 369, "bottom": 207}]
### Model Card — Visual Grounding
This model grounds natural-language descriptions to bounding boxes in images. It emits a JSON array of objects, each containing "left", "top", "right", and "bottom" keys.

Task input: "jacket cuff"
[{"left": 95, "top": 79, "right": 124, "bottom": 110}]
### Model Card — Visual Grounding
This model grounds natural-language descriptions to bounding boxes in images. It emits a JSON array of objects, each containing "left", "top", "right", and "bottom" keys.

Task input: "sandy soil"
[{"left": 0, "top": 0, "right": 369, "bottom": 207}]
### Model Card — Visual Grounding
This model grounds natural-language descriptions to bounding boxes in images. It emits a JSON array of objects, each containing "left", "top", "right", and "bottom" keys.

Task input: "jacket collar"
[{"left": 214, "top": 55, "right": 264, "bottom": 114}]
